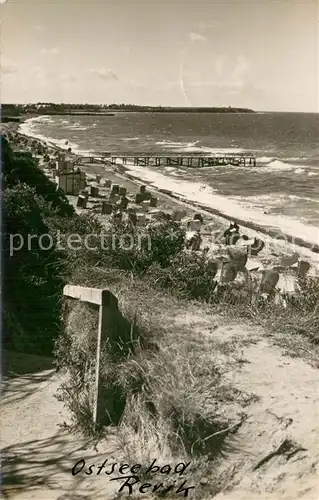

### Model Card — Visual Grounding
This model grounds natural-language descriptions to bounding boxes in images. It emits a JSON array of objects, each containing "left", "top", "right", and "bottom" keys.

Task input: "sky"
[{"left": 1, "top": 0, "right": 318, "bottom": 111}]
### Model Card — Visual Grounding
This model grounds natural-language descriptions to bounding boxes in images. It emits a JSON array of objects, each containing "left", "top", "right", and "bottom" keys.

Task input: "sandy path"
[
  {"left": 2, "top": 310, "right": 319, "bottom": 500},
  {"left": 170, "top": 309, "right": 319, "bottom": 500},
  {"left": 215, "top": 341, "right": 319, "bottom": 499},
  {"left": 1, "top": 356, "right": 121, "bottom": 500}
]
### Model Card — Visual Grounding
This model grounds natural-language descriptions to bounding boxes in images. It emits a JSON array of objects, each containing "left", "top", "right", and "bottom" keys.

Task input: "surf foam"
[
  {"left": 118, "top": 159, "right": 319, "bottom": 249},
  {"left": 19, "top": 117, "right": 91, "bottom": 155}
]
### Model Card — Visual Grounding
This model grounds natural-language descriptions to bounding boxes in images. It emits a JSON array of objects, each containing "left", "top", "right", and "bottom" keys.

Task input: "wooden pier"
[{"left": 84, "top": 152, "right": 257, "bottom": 168}]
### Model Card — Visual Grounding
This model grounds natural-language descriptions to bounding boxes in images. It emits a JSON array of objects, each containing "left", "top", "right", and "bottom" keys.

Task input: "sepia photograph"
[{"left": 1, "top": 0, "right": 318, "bottom": 499}]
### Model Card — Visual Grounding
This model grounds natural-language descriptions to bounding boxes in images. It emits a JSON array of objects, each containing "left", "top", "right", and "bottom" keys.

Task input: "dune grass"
[{"left": 55, "top": 272, "right": 252, "bottom": 497}]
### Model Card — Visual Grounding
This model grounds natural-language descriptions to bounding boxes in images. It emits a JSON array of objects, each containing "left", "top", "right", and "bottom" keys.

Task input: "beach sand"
[{"left": 3, "top": 120, "right": 319, "bottom": 273}]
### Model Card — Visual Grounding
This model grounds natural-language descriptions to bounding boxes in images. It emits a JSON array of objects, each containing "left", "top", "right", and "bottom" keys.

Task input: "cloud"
[
  {"left": 32, "top": 66, "right": 47, "bottom": 79},
  {"left": 195, "top": 21, "right": 223, "bottom": 30},
  {"left": 160, "top": 81, "right": 180, "bottom": 91},
  {"left": 59, "top": 73, "right": 76, "bottom": 84},
  {"left": 90, "top": 67, "right": 118, "bottom": 81},
  {"left": 40, "top": 47, "right": 59, "bottom": 56},
  {"left": 233, "top": 55, "right": 250, "bottom": 78},
  {"left": 1, "top": 58, "right": 18, "bottom": 74},
  {"left": 189, "top": 32, "right": 207, "bottom": 43},
  {"left": 190, "top": 80, "right": 266, "bottom": 99},
  {"left": 214, "top": 55, "right": 225, "bottom": 76},
  {"left": 27, "top": 66, "right": 48, "bottom": 88},
  {"left": 191, "top": 80, "right": 247, "bottom": 90},
  {"left": 182, "top": 79, "right": 268, "bottom": 108},
  {"left": 128, "top": 80, "right": 147, "bottom": 90}
]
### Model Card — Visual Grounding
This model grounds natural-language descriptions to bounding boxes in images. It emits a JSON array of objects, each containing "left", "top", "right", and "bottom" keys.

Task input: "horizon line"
[{"left": 1, "top": 103, "right": 318, "bottom": 114}]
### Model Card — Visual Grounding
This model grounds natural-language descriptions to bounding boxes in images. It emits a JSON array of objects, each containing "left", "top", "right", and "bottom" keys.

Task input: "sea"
[{"left": 19, "top": 112, "right": 319, "bottom": 248}]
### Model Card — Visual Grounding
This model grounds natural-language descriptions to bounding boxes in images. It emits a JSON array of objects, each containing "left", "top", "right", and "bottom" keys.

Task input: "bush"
[
  {"left": 67, "top": 219, "right": 187, "bottom": 274},
  {"left": 104, "top": 219, "right": 185, "bottom": 272},
  {"left": 146, "top": 251, "right": 218, "bottom": 300},
  {"left": 2, "top": 136, "right": 74, "bottom": 217},
  {"left": 55, "top": 297, "right": 146, "bottom": 432},
  {"left": 3, "top": 183, "right": 66, "bottom": 354},
  {"left": 2, "top": 138, "right": 78, "bottom": 354}
]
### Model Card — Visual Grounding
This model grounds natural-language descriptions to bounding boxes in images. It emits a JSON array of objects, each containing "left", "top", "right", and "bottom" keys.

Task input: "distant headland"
[{"left": 2, "top": 103, "right": 255, "bottom": 118}]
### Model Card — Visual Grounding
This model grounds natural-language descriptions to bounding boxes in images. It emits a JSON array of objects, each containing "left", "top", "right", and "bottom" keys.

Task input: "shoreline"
[
  {"left": 114, "top": 162, "right": 319, "bottom": 255},
  {"left": 4, "top": 118, "right": 319, "bottom": 271}
]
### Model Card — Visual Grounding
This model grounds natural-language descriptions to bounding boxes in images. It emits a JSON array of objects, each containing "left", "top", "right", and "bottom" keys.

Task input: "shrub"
[
  {"left": 55, "top": 298, "right": 146, "bottom": 432},
  {"left": 75, "top": 219, "right": 187, "bottom": 274},
  {"left": 146, "top": 251, "right": 218, "bottom": 300},
  {"left": 2, "top": 136, "right": 74, "bottom": 216},
  {"left": 3, "top": 183, "right": 66, "bottom": 354},
  {"left": 2, "top": 138, "right": 77, "bottom": 354}
]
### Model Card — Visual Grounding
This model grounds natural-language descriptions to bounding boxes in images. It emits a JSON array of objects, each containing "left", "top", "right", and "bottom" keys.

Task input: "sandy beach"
[{"left": 5, "top": 117, "right": 318, "bottom": 275}]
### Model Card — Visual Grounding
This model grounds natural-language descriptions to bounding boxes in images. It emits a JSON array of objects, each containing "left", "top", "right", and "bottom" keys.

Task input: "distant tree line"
[{"left": 2, "top": 103, "right": 255, "bottom": 115}]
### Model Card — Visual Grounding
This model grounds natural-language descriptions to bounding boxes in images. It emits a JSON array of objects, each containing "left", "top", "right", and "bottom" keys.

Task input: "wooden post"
[
  {"left": 63, "top": 286, "right": 115, "bottom": 429},
  {"left": 94, "top": 296, "right": 106, "bottom": 427}
]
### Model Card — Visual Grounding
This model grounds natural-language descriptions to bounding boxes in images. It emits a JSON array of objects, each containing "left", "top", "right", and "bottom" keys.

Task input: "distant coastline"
[{"left": 2, "top": 103, "right": 255, "bottom": 116}]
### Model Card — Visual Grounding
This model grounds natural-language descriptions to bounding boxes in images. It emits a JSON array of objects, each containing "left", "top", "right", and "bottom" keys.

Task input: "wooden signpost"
[{"left": 63, "top": 285, "right": 112, "bottom": 428}]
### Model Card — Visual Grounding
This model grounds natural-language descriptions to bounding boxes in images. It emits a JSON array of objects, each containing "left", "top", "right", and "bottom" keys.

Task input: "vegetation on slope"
[
  {"left": 3, "top": 135, "right": 318, "bottom": 498},
  {"left": 2, "top": 137, "right": 76, "bottom": 354}
]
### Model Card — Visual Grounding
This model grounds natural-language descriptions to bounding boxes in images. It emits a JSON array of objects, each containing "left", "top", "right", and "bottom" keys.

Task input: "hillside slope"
[{"left": 2, "top": 308, "right": 319, "bottom": 500}]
